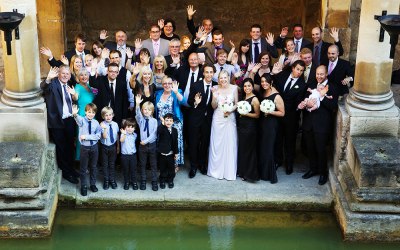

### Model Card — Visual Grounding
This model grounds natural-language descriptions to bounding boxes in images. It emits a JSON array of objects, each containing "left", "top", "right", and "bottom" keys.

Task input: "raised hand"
[
  {"left": 229, "top": 40, "right": 235, "bottom": 49},
  {"left": 67, "top": 85, "right": 76, "bottom": 96},
  {"left": 171, "top": 53, "right": 180, "bottom": 65},
  {"left": 100, "top": 121, "right": 108, "bottom": 129},
  {"left": 233, "top": 70, "right": 242, "bottom": 78},
  {"left": 280, "top": 27, "right": 289, "bottom": 38},
  {"left": 187, "top": 5, "right": 196, "bottom": 18},
  {"left": 60, "top": 55, "right": 69, "bottom": 66},
  {"left": 101, "top": 48, "right": 110, "bottom": 59},
  {"left": 160, "top": 115, "right": 165, "bottom": 125},
  {"left": 158, "top": 19, "right": 165, "bottom": 29},
  {"left": 100, "top": 30, "right": 108, "bottom": 40},
  {"left": 171, "top": 80, "right": 179, "bottom": 93},
  {"left": 40, "top": 47, "right": 53, "bottom": 58},
  {"left": 196, "top": 26, "right": 205, "bottom": 41},
  {"left": 135, "top": 94, "right": 143, "bottom": 105},
  {"left": 72, "top": 104, "right": 79, "bottom": 116},
  {"left": 272, "top": 62, "right": 283, "bottom": 74},
  {"left": 265, "top": 32, "right": 274, "bottom": 46},
  {"left": 132, "top": 63, "right": 141, "bottom": 76},
  {"left": 194, "top": 92, "right": 202, "bottom": 105},
  {"left": 329, "top": 27, "right": 339, "bottom": 42},
  {"left": 247, "top": 62, "right": 256, "bottom": 72},
  {"left": 251, "top": 63, "right": 262, "bottom": 73},
  {"left": 46, "top": 67, "right": 59, "bottom": 80},
  {"left": 120, "top": 128, "right": 126, "bottom": 134},
  {"left": 135, "top": 38, "right": 143, "bottom": 50},
  {"left": 231, "top": 52, "right": 239, "bottom": 65},
  {"left": 126, "top": 47, "right": 134, "bottom": 59}
]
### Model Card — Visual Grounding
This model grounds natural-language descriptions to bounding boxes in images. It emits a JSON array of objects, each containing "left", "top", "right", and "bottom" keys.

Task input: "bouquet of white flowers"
[
  {"left": 260, "top": 99, "right": 275, "bottom": 113},
  {"left": 218, "top": 96, "right": 235, "bottom": 117},
  {"left": 237, "top": 100, "right": 251, "bottom": 115}
]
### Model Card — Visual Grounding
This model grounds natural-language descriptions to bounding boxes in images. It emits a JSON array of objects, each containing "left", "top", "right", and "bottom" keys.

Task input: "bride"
[{"left": 207, "top": 70, "right": 239, "bottom": 180}]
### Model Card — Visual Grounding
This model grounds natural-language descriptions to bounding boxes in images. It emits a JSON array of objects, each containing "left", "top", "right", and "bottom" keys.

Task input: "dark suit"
[
  {"left": 274, "top": 37, "right": 312, "bottom": 53},
  {"left": 304, "top": 63, "right": 318, "bottom": 88},
  {"left": 40, "top": 78, "right": 77, "bottom": 178},
  {"left": 186, "top": 18, "right": 218, "bottom": 43},
  {"left": 157, "top": 125, "right": 178, "bottom": 183},
  {"left": 327, "top": 58, "right": 354, "bottom": 96},
  {"left": 302, "top": 82, "right": 338, "bottom": 175},
  {"left": 92, "top": 75, "right": 129, "bottom": 126},
  {"left": 187, "top": 80, "right": 217, "bottom": 172},
  {"left": 165, "top": 41, "right": 200, "bottom": 69},
  {"left": 249, "top": 39, "right": 279, "bottom": 62},
  {"left": 274, "top": 69, "right": 307, "bottom": 170},
  {"left": 306, "top": 40, "right": 344, "bottom": 67},
  {"left": 48, "top": 49, "right": 91, "bottom": 68}
]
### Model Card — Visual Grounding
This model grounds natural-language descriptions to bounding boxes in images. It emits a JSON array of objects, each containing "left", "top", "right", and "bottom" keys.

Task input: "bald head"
[{"left": 327, "top": 45, "right": 339, "bottom": 62}]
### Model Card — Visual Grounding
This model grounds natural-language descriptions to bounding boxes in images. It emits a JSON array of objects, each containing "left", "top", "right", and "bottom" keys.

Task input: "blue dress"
[
  {"left": 75, "top": 83, "right": 95, "bottom": 160},
  {"left": 155, "top": 91, "right": 184, "bottom": 165}
]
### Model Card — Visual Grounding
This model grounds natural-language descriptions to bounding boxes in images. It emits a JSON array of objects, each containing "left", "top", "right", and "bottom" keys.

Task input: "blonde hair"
[
  {"left": 141, "top": 101, "right": 154, "bottom": 116},
  {"left": 70, "top": 55, "right": 83, "bottom": 77},
  {"left": 101, "top": 106, "right": 114, "bottom": 119},
  {"left": 152, "top": 55, "right": 167, "bottom": 73},
  {"left": 180, "top": 35, "right": 191, "bottom": 52},
  {"left": 138, "top": 66, "right": 154, "bottom": 85}
]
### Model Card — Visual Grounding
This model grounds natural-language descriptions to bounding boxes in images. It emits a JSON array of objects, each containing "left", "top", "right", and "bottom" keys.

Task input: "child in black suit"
[{"left": 157, "top": 113, "right": 178, "bottom": 189}]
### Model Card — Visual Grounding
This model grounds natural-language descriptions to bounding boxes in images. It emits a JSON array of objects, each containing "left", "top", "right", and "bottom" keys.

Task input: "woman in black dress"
[
  {"left": 259, "top": 74, "right": 285, "bottom": 184},
  {"left": 237, "top": 78, "right": 260, "bottom": 181}
]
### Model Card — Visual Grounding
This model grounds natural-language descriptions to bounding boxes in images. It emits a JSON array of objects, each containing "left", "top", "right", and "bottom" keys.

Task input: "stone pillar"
[
  {"left": 347, "top": 0, "right": 398, "bottom": 113},
  {"left": 0, "top": 0, "right": 43, "bottom": 107}
]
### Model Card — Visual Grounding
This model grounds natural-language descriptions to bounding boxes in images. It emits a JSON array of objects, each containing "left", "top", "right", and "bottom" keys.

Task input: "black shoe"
[
  {"left": 152, "top": 182, "right": 158, "bottom": 191},
  {"left": 189, "top": 169, "right": 197, "bottom": 178},
  {"left": 199, "top": 167, "right": 207, "bottom": 175},
  {"left": 123, "top": 182, "right": 130, "bottom": 190},
  {"left": 132, "top": 182, "right": 138, "bottom": 190},
  {"left": 318, "top": 175, "right": 328, "bottom": 185},
  {"left": 168, "top": 182, "right": 174, "bottom": 188},
  {"left": 90, "top": 185, "right": 98, "bottom": 192},
  {"left": 110, "top": 181, "right": 117, "bottom": 189},
  {"left": 103, "top": 180, "right": 109, "bottom": 190},
  {"left": 302, "top": 170, "right": 318, "bottom": 179},
  {"left": 286, "top": 166, "right": 293, "bottom": 175},
  {"left": 72, "top": 170, "right": 80, "bottom": 178},
  {"left": 160, "top": 182, "right": 166, "bottom": 189},
  {"left": 274, "top": 163, "right": 281, "bottom": 170},
  {"left": 63, "top": 174, "right": 79, "bottom": 184},
  {"left": 81, "top": 185, "right": 87, "bottom": 196},
  {"left": 270, "top": 178, "right": 278, "bottom": 184},
  {"left": 140, "top": 181, "right": 146, "bottom": 190}
]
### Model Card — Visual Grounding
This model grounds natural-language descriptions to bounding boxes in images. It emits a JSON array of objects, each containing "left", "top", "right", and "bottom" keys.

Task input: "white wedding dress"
[{"left": 207, "top": 88, "right": 238, "bottom": 180}]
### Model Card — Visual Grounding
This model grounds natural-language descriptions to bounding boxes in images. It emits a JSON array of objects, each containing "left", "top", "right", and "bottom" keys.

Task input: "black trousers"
[
  {"left": 80, "top": 144, "right": 99, "bottom": 186},
  {"left": 304, "top": 130, "right": 329, "bottom": 175},
  {"left": 275, "top": 112, "right": 299, "bottom": 168},
  {"left": 138, "top": 142, "right": 157, "bottom": 182},
  {"left": 101, "top": 143, "right": 117, "bottom": 182},
  {"left": 158, "top": 153, "right": 175, "bottom": 183},
  {"left": 121, "top": 153, "right": 137, "bottom": 183},
  {"left": 188, "top": 121, "right": 211, "bottom": 171},
  {"left": 49, "top": 117, "right": 76, "bottom": 177}
]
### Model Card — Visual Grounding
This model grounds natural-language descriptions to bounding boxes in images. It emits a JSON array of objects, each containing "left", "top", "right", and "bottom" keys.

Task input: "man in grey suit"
[{"left": 136, "top": 24, "right": 170, "bottom": 63}]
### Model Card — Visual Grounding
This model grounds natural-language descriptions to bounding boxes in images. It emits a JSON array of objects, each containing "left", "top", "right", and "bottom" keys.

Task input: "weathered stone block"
[{"left": 0, "top": 142, "right": 45, "bottom": 188}]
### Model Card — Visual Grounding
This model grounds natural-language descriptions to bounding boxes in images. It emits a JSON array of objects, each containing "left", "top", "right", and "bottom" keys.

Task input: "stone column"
[
  {"left": 0, "top": 0, "right": 43, "bottom": 107},
  {"left": 346, "top": 0, "right": 398, "bottom": 111}
]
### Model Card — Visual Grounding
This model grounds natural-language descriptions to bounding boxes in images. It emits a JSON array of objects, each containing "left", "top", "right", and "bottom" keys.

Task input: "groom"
[{"left": 187, "top": 64, "right": 217, "bottom": 178}]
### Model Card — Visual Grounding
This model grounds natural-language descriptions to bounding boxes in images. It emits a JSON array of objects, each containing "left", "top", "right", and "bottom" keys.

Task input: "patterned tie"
[
  {"left": 253, "top": 42, "right": 260, "bottom": 63},
  {"left": 62, "top": 84, "right": 72, "bottom": 114},
  {"left": 284, "top": 78, "right": 293, "bottom": 93},
  {"left": 295, "top": 41, "right": 300, "bottom": 53},
  {"left": 328, "top": 62, "right": 334, "bottom": 75},
  {"left": 144, "top": 118, "right": 150, "bottom": 137},
  {"left": 109, "top": 124, "right": 114, "bottom": 144},
  {"left": 88, "top": 120, "right": 93, "bottom": 145}
]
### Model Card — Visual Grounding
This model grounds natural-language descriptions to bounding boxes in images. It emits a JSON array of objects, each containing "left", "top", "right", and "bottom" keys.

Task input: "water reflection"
[{"left": 208, "top": 215, "right": 236, "bottom": 250}]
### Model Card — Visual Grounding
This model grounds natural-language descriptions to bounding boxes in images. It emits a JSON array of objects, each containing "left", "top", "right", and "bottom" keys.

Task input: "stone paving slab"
[{"left": 58, "top": 165, "right": 333, "bottom": 211}]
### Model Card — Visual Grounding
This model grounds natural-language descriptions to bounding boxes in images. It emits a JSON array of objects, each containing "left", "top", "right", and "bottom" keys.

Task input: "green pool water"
[{"left": 1, "top": 209, "right": 400, "bottom": 250}]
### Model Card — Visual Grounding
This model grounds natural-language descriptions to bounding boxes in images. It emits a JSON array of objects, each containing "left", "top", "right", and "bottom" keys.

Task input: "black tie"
[
  {"left": 313, "top": 45, "right": 320, "bottom": 66},
  {"left": 253, "top": 42, "right": 260, "bottom": 63},
  {"left": 110, "top": 82, "right": 115, "bottom": 108},
  {"left": 144, "top": 118, "right": 150, "bottom": 137},
  {"left": 220, "top": 66, "right": 224, "bottom": 73},
  {"left": 190, "top": 72, "right": 195, "bottom": 85},
  {"left": 62, "top": 84, "right": 72, "bottom": 114},
  {"left": 109, "top": 124, "right": 114, "bottom": 144},
  {"left": 205, "top": 84, "right": 211, "bottom": 104},
  {"left": 88, "top": 120, "right": 93, "bottom": 145},
  {"left": 284, "top": 78, "right": 293, "bottom": 93}
]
